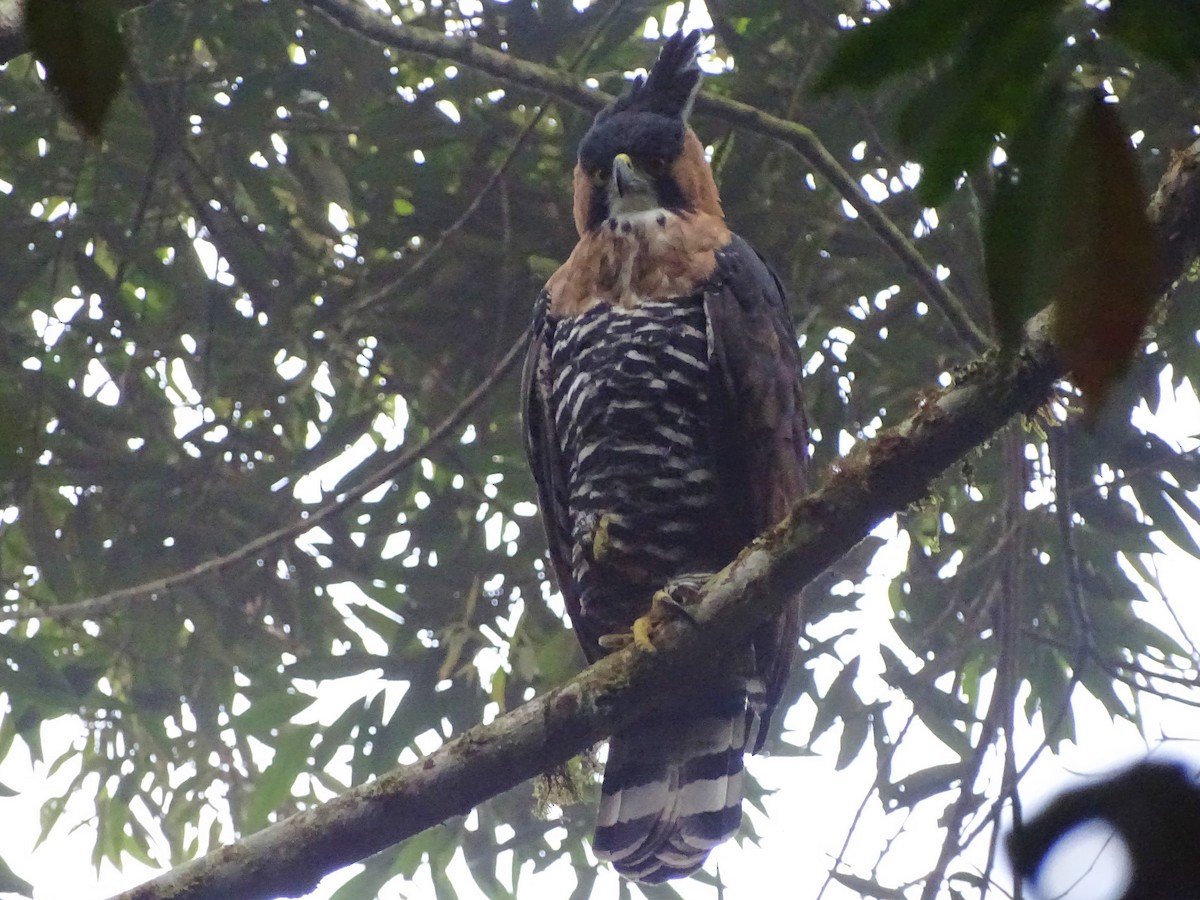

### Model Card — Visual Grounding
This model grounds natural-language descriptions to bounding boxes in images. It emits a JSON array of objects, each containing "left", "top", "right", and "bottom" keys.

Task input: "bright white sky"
[{"left": 4, "top": 5, "right": 1200, "bottom": 900}]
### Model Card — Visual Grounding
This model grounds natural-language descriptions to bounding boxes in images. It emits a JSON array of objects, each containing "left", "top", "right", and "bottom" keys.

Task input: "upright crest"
[
  {"left": 605, "top": 30, "right": 703, "bottom": 122},
  {"left": 574, "top": 29, "right": 718, "bottom": 233}
]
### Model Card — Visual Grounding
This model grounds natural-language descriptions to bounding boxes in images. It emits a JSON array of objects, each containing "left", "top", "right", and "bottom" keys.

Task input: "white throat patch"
[
  {"left": 604, "top": 208, "right": 675, "bottom": 235},
  {"left": 598, "top": 208, "right": 682, "bottom": 307}
]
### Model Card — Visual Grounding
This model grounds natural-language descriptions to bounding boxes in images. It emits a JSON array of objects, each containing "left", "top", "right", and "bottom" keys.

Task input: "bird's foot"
[
  {"left": 597, "top": 573, "right": 710, "bottom": 654},
  {"left": 591, "top": 513, "right": 614, "bottom": 562}
]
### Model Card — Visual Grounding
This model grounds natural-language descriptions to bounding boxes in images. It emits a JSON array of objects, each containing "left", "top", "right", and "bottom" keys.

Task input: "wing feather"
[
  {"left": 704, "top": 234, "right": 809, "bottom": 750},
  {"left": 520, "top": 291, "right": 604, "bottom": 662}
]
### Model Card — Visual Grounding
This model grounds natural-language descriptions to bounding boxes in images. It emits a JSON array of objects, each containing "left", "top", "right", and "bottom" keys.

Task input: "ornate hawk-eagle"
[{"left": 521, "top": 30, "right": 809, "bottom": 882}]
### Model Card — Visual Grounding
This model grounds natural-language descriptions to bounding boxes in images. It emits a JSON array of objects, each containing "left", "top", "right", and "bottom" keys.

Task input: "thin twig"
[
  {"left": 1150, "top": 554, "right": 1200, "bottom": 666},
  {"left": 1049, "top": 422, "right": 1095, "bottom": 651},
  {"left": 342, "top": 0, "right": 627, "bottom": 324},
  {"left": 302, "top": 0, "right": 989, "bottom": 354},
  {"left": 917, "top": 435, "right": 1023, "bottom": 900},
  {"left": 30, "top": 332, "right": 528, "bottom": 623},
  {"left": 996, "top": 430, "right": 1026, "bottom": 900},
  {"left": 920, "top": 430, "right": 1032, "bottom": 900}
]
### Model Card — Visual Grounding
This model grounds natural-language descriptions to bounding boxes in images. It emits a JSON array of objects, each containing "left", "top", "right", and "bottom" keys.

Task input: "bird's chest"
[
  {"left": 546, "top": 213, "right": 721, "bottom": 316},
  {"left": 547, "top": 299, "right": 720, "bottom": 586},
  {"left": 548, "top": 299, "right": 710, "bottom": 457}
]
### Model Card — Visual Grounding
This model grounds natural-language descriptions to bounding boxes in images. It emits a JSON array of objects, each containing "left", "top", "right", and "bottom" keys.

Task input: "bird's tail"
[{"left": 592, "top": 676, "right": 765, "bottom": 883}]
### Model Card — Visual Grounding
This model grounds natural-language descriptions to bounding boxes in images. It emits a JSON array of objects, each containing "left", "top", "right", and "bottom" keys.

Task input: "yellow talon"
[
  {"left": 591, "top": 514, "right": 613, "bottom": 562},
  {"left": 596, "top": 583, "right": 700, "bottom": 655},
  {"left": 598, "top": 591, "right": 669, "bottom": 653},
  {"left": 631, "top": 614, "right": 656, "bottom": 653},
  {"left": 630, "top": 589, "right": 676, "bottom": 653},
  {"left": 597, "top": 632, "right": 631, "bottom": 650}
]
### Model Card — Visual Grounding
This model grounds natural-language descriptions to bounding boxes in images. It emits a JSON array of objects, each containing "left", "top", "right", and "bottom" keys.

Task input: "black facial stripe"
[
  {"left": 653, "top": 175, "right": 689, "bottom": 214},
  {"left": 586, "top": 181, "right": 610, "bottom": 231}
]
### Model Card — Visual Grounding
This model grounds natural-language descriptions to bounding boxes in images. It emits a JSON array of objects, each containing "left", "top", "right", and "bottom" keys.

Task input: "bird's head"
[{"left": 572, "top": 30, "right": 723, "bottom": 235}]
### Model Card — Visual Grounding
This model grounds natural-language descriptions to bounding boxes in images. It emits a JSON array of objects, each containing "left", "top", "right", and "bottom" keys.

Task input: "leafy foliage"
[
  {"left": 0, "top": 0, "right": 1196, "bottom": 897},
  {"left": 820, "top": 0, "right": 1200, "bottom": 411}
]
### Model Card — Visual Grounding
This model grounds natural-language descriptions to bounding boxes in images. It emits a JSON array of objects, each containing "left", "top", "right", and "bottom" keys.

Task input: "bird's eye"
[
  {"left": 643, "top": 156, "right": 668, "bottom": 175},
  {"left": 588, "top": 169, "right": 607, "bottom": 186}
]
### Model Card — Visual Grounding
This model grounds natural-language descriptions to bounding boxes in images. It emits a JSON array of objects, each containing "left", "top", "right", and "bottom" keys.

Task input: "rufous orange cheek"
[
  {"left": 572, "top": 163, "right": 591, "bottom": 237},
  {"left": 670, "top": 129, "right": 724, "bottom": 220}
]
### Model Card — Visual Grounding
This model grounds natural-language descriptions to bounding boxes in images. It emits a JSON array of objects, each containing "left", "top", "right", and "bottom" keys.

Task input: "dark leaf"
[
  {"left": 815, "top": 0, "right": 974, "bottom": 93},
  {"left": 884, "top": 763, "right": 964, "bottom": 809},
  {"left": 1051, "top": 96, "right": 1160, "bottom": 419},
  {"left": 1104, "top": 0, "right": 1200, "bottom": 80},
  {"left": 0, "top": 855, "right": 33, "bottom": 898},
  {"left": 984, "top": 80, "right": 1074, "bottom": 347},
  {"left": 810, "top": 656, "right": 860, "bottom": 743},
  {"left": 895, "top": 1, "right": 1063, "bottom": 206},
  {"left": 835, "top": 709, "right": 870, "bottom": 772},
  {"left": 23, "top": 0, "right": 127, "bottom": 138}
]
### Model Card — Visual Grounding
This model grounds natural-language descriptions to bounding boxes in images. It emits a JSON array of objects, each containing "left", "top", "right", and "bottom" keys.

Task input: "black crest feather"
[{"left": 614, "top": 30, "right": 702, "bottom": 120}]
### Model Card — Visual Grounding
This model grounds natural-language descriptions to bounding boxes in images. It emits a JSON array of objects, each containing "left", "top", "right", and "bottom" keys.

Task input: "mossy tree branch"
[
  {"left": 111, "top": 309, "right": 1060, "bottom": 900},
  {"left": 107, "top": 133, "right": 1200, "bottom": 900}
]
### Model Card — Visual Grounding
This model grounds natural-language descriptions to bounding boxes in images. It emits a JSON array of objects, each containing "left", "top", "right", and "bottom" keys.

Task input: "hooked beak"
[{"left": 612, "top": 153, "right": 637, "bottom": 197}]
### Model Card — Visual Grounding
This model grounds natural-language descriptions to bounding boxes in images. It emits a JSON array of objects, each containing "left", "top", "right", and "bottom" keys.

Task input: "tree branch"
[
  {"left": 111, "top": 308, "right": 1061, "bottom": 900},
  {"left": 29, "top": 332, "right": 527, "bottom": 623},
  {"left": 301, "top": 0, "right": 988, "bottom": 352},
  {"left": 1151, "top": 136, "right": 1200, "bottom": 296},
  {"left": 108, "top": 133, "right": 1200, "bottom": 900},
  {"left": 5, "top": 0, "right": 984, "bottom": 346}
]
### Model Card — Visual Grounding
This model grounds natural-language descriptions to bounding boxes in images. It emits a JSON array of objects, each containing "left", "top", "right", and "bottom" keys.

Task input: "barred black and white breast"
[
  {"left": 522, "top": 233, "right": 810, "bottom": 883},
  {"left": 548, "top": 299, "right": 725, "bottom": 642}
]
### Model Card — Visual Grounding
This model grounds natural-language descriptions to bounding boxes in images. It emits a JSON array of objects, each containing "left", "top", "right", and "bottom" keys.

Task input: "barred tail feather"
[
  {"left": 593, "top": 701, "right": 753, "bottom": 883},
  {"left": 746, "top": 673, "right": 767, "bottom": 754}
]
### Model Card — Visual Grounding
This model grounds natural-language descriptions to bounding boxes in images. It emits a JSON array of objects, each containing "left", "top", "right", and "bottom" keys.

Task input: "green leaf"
[
  {"left": 233, "top": 688, "right": 315, "bottom": 740},
  {"left": 1161, "top": 483, "right": 1200, "bottom": 555},
  {"left": 23, "top": 0, "right": 128, "bottom": 138},
  {"left": 1104, "top": 0, "right": 1200, "bottom": 80},
  {"left": 810, "top": 656, "right": 860, "bottom": 743},
  {"left": 835, "top": 710, "right": 870, "bottom": 771},
  {"left": 880, "top": 647, "right": 977, "bottom": 730},
  {"left": 1138, "top": 483, "right": 1200, "bottom": 560},
  {"left": 815, "top": 0, "right": 974, "bottom": 93},
  {"left": 892, "top": 0, "right": 1063, "bottom": 205},
  {"left": 885, "top": 762, "right": 964, "bottom": 809},
  {"left": 984, "top": 80, "right": 1074, "bottom": 347},
  {"left": 329, "top": 851, "right": 404, "bottom": 900},
  {"left": 0, "top": 854, "right": 33, "bottom": 897},
  {"left": 0, "top": 635, "right": 77, "bottom": 710},
  {"left": 244, "top": 726, "right": 316, "bottom": 831}
]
